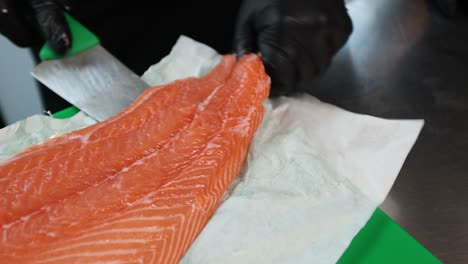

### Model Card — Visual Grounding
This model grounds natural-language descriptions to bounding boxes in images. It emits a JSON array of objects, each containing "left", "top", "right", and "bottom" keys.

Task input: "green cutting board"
[
  {"left": 53, "top": 107, "right": 442, "bottom": 264},
  {"left": 338, "top": 209, "right": 441, "bottom": 263}
]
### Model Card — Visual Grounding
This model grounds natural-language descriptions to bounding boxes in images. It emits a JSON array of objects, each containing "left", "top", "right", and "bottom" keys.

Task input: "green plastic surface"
[
  {"left": 51, "top": 107, "right": 443, "bottom": 264},
  {"left": 52, "top": 106, "right": 80, "bottom": 119},
  {"left": 39, "top": 14, "right": 100, "bottom": 61},
  {"left": 338, "top": 208, "right": 441, "bottom": 264}
]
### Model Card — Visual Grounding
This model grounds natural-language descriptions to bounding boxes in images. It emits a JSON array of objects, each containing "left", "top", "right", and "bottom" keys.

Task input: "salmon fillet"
[{"left": 0, "top": 54, "right": 271, "bottom": 263}]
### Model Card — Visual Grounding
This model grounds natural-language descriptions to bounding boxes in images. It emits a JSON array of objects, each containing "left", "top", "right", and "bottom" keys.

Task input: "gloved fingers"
[
  {"left": 294, "top": 28, "right": 332, "bottom": 79},
  {"left": 257, "top": 32, "right": 298, "bottom": 97},
  {"left": 329, "top": 12, "right": 353, "bottom": 54},
  {"left": 233, "top": 14, "right": 255, "bottom": 58},
  {"left": 0, "top": 0, "right": 39, "bottom": 47},
  {"left": 233, "top": 0, "right": 262, "bottom": 58},
  {"left": 29, "top": 0, "right": 71, "bottom": 54},
  {"left": 234, "top": 3, "right": 279, "bottom": 58},
  {"left": 296, "top": 10, "right": 351, "bottom": 78},
  {"left": 250, "top": 5, "right": 298, "bottom": 97}
]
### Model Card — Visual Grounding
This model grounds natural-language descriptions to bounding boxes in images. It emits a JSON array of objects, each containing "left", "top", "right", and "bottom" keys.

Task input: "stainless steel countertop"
[{"left": 310, "top": 0, "right": 467, "bottom": 263}]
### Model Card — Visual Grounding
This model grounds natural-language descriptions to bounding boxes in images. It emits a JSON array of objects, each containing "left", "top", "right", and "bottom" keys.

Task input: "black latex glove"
[
  {"left": 234, "top": 0, "right": 353, "bottom": 96},
  {"left": 0, "top": 0, "right": 71, "bottom": 54}
]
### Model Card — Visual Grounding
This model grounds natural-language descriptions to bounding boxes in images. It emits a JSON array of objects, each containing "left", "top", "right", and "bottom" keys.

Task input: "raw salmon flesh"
[{"left": 0, "top": 54, "right": 271, "bottom": 263}]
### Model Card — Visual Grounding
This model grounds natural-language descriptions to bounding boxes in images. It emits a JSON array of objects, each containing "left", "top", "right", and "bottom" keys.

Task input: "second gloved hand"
[
  {"left": 0, "top": 0, "right": 71, "bottom": 54},
  {"left": 234, "top": 0, "right": 353, "bottom": 96}
]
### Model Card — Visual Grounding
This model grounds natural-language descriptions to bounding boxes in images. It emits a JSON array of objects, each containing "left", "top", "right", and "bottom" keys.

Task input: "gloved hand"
[
  {"left": 234, "top": 0, "right": 353, "bottom": 96},
  {"left": 0, "top": 0, "right": 71, "bottom": 54}
]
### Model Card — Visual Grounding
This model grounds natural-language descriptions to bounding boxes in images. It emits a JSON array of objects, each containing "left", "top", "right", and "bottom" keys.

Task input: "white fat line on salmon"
[
  {"left": 159, "top": 184, "right": 206, "bottom": 192},
  {"left": 173, "top": 208, "right": 205, "bottom": 261},
  {"left": 195, "top": 84, "right": 224, "bottom": 112},
  {"left": 156, "top": 225, "right": 177, "bottom": 264},
  {"left": 40, "top": 238, "right": 147, "bottom": 255},
  {"left": 85, "top": 214, "right": 185, "bottom": 233},
  {"left": 163, "top": 213, "right": 190, "bottom": 264},
  {"left": 133, "top": 191, "right": 197, "bottom": 205},
  {"left": 37, "top": 170, "right": 53, "bottom": 195},
  {"left": 95, "top": 261, "right": 133, "bottom": 264},
  {"left": 40, "top": 226, "right": 168, "bottom": 249},
  {"left": 230, "top": 107, "right": 257, "bottom": 136},
  {"left": 165, "top": 174, "right": 209, "bottom": 186},
  {"left": 34, "top": 248, "right": 139, "bottom": 264},
  {"left": 153, "top": 230, "right": 168, "bottom": 264},
  {"left": 146, "top": 248, "right": 158, "bottom": 264},
  {"left": 173, "top": 213, "right": 195, "bottom": 258}
]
